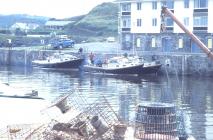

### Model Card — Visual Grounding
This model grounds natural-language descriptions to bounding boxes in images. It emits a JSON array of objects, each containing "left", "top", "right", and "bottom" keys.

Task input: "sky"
[{"left": 0, "top": 0, "right": 114, "bottom": 19}]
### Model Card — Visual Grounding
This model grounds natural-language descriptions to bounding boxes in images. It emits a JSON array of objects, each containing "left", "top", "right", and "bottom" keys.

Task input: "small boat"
[
  {"left": 0, "top": 83, "right": 43, "bottom": 99},
  {"left": 140, "top": 60, "right": 162, "bottom": 75},
  {"left": 125, "top": 55, "right": 162, "bottom": 75},
  {"left": 84, "top": 56, "right": 144, "bottom": 75},
  {"left": 84, "top": 55, "right": 161, "bottom": 75},
  {"left": 32, "top": 53, "right": 84, "bottom": 69}
]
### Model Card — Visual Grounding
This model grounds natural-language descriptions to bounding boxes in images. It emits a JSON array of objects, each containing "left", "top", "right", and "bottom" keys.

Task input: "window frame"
[
  {"left": 194, "top": 0, "right": 208, "bottom": 8},
  {"left": 137, "top": 19, "right": 142, "bottom": 27},
  {"left": 184, "top": 0, "right": 189, "bottom": 8},
  {"left": 152, "top": 1, "right": 157, "bottom": 10},
  {"left": 152, "top": 18, "right": 157, "bottom": 27},
  {"left": 137, "top": 2, "right": 142, "bottom": 10}
]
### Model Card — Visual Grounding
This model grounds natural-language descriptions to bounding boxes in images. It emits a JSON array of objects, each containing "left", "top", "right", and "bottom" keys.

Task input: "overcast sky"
[{"left": 0, "top": 0, "right": 114, "bottom": 19}]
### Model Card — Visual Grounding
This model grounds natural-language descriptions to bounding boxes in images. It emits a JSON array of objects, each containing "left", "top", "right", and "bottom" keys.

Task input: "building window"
[
  {"left": 125, "top": 34, "right": 131, "bottom": 42},
  {"left": 194, "top": 0, "right": 208, "bottom": 8},
  {"left": 137, "top": 2, "right": 142, "bottom": 10},
  {"left": 122, "top": 3, "right": 131, "bottom": 11},
  {"left": 166, "top": 17, "right": 173, "bottom": 26},
  {"left": 184, "top": 0, "right": 189, "bottom": 8},
  {"left": 179, "top": 38, "right": 183, "bottom": 48},
  {"left": 161, "top": 1, "right": 174, "bottom": 9},
  {"left": 137, "top": 19, "right": 142, "bottom": 27},
  {"left": 123, "top": 20, "right": 127, "bottom": 27},
  {"left": 152, "top": 37, "right": 156, "bottom": 48},
  {"left": 167, "top": 1, "right": 174, "bottom": 9},
  {"left": 193, "top": 16, "right": 208, "bottom": 27},
  {"left": 122, "top": 18, "right": 131, "bottom": 28},
  {"left": 208, "top": 38, "right": 212, "bottom": 49},
  {"left": 152, "top": 18, "right": 157, "bottom": 26},
  {"left": 184, "top": 17, "right": 189, "bottom": 26},
  {"left": 136, "top": 38, "right": 141, "bottom": 47},
  {"left": 152, "top": 1, "right": 157, "bottom": 10}
]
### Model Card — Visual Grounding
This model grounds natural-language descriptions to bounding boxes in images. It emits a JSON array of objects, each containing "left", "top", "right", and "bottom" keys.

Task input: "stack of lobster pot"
[{"left": 134, "top": 102, "right": 178, "bottom": 140}]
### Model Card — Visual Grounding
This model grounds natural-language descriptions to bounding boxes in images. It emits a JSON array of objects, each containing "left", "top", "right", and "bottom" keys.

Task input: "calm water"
[{"left": 0, "top": 66, "right": 213, "bottom": 140}]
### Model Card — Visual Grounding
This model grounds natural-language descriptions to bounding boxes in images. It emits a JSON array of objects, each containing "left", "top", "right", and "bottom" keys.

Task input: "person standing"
[
  {"left": 89, "top": 52, "right": 95, "bottom": 64},
  {"left": 78, "top": 47, "right": 83, "bottom": 54}
]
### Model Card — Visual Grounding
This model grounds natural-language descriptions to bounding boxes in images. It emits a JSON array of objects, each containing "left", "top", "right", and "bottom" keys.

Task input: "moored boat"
[
  {"left": 84, "top": 56, "right": 144, "bottom": 75},
  {"left": 140, "top": 60, "right": 162, "bottom": 75},
  {"left": 84, "top": 55, "right": 161, "bottom": 75},
  {"left": 127, "top": 55, "right": 162, "bottom": 75},
  {"left": 32, "top": 53, "right": 84, "bottom": 69},
  {"left": 0, "top": 83, "right": 43, "bottom": 99}
]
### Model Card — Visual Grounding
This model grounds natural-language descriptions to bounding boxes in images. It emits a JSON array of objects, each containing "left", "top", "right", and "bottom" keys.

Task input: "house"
[
  {"left": 117, "top": 0, "right": 213, "bottom": 53},
  {"left": 45, "top": 20, "right": 73, "bottom": 30},
  {"left": 10, "top": 22, "right": 39, "bottom": 32}
]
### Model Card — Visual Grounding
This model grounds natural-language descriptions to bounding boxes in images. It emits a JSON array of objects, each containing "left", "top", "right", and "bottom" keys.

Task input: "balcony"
[
  {"left": 193, "top": 26, "right": 208, "bottom": 33},
  {"left": 165, "top": 27, "right": 174, "bottom": 32},
  {"left": 194, "top": 8, "right": 208, "bottom": 13},
  {"left": 122, "top": 11, "right": 131, "bottom": 16},
  {"left": 121, "top": 28, "right": 131, "bottom": 32}
]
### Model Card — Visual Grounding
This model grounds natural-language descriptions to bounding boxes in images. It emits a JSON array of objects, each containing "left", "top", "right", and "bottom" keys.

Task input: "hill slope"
[
  {"left": 65, "top": 2, "right": 118, "bottom": 41},
  {"left": 0, "top": 14, "right": 48, "bottom": 28}
]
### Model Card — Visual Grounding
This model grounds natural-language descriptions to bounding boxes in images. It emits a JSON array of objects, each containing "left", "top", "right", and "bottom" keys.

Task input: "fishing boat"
[
  {"left": 0, "top": 83, "right": 43, "bottom": 99},
  {"left": 32, "top": 53, "right": 84, "bottom": 69},
  {"left": 125, "top": 55, "right": 162, "bottom": 75},
  {"left": 0, "top": 84, "right": 78, "bottom": 139},
  {"left": 84, "top": 56, "right": 144, "bottom": 75},
  {"left": 140, "top": 59, "right": 162, "bottom": 75},
  {"left": 84, "top": 55, "right": 161, "bottom": 75}
]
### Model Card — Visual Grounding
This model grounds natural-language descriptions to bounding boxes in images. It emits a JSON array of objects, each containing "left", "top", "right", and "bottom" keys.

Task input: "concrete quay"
[{"left": 0, "top": 42, "right": 213, "bottom": 76}]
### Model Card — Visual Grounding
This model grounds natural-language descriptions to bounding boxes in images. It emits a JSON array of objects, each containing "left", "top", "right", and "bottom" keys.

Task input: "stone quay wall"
[{"left": 0, "top": 49, "right": 213, "bottom": 76}]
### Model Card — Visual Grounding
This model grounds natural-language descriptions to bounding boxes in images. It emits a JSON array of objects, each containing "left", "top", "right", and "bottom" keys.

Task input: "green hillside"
[
  {"left": 65, "top": 2, "right": 118, "bottom": 42},
  {"left": 0, "top": 2, "right": 118, "bottom": 44},
  {"left": 0, "top": 14, "right": 48, "bottom": 28}
]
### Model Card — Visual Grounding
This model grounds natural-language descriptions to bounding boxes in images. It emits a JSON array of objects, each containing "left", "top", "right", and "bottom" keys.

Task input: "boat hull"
[
  {"left": 0, "top": 94, "right": 44, "bottom": 99},
  {"left": 139, "top": 64, "right": 162, "bottom": 75},
  {"left": 84, "top": 63, "right": 162, "bottom": 75},
  {"left": 32, "top": 58, "right": 84, "bottom": 69},
  {"left": 84, "top": 64, "right": 145, "bottom": 75}
]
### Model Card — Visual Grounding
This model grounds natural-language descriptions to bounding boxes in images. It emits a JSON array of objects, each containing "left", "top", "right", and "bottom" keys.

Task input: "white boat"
[
  {"left": 84, "top": 56, "right": 144, "bottom": 75},
  {"left": 0, "top": 83, "right": 43, "bottom": 99},
  {"left": 134, "top": 55, "right": 162, "bottom": 75},
  {"left": 32, "top": 53, "right": 84, "bottom": 69},
  {"left": 84, "top": 55, "right": 161, "bottom": 75},
  {"left": 0, "top": 84, "right": 79, "bottom": 139},
  {"left": 0, "top": 83, "right": 55, "bottom": 128}
]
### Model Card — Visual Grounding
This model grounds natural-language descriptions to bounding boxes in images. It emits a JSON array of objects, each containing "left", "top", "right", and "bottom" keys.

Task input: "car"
[{"left": 51, "top": 39, "right": 75, "bottom": 49}]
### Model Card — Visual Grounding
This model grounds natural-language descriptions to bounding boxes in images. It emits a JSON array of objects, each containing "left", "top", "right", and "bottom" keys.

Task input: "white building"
[
  {"left": 118, "top": 0, "right": 213, "bottom": 53},
  {"left": 10, "top": 22, "right": 39, "bottom": 32},
  {"left": 45, "top": 20, "right": 73, "bottom": 30}
]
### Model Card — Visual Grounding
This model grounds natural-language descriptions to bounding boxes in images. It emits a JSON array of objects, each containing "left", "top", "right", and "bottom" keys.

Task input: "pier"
[{"left": 0, "top": 42, "right": 213, "bottom": 76}]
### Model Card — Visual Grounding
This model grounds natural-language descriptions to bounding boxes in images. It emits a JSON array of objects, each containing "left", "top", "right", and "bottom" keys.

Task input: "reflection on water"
[{"left": 0, "top": 66, "right": 213, "bottom": 140}]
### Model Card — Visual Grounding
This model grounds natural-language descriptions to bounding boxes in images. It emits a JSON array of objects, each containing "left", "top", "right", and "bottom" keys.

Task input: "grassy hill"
[
  {"left": 0, "top": 14, "right": 48, "bottom": 28},
  {"left": 65, "top": 2, "right": 118, "bottom": 42},
  {"left": 0, "top": 2, "right": 118, "bottom": 44}
]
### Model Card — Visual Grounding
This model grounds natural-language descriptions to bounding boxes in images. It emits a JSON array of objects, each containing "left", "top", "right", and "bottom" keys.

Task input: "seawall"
[{"left": 0, "top": 48, "right": 213, "bottom": 76}]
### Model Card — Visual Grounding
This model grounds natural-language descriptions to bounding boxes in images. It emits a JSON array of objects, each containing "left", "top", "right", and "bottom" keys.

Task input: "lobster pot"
[{"left": 134, "top": 102, "right": 177, "bottom": 140}]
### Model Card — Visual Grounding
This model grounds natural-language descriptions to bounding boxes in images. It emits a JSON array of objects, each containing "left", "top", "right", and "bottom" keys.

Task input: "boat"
[
  {"left": 126, "top": 55, "right": 162, "bottom": 75},
  {"left": 140, "top": 58, "right": 162, "bottom": 75},
  {"left": 32, "top": 53, "right": 84, "bottom": 69},
  {"left": 84, "top": 56, "right": 144, "bottom": 75},
  {"left": 0, "top": 88, "right": 78, "bottom": 140},
  {"left": 0, "top": 83, "right": 43, "bottom": 99},
  {"left": 84, "top": 55, "right": 161, "bottom": 75}
]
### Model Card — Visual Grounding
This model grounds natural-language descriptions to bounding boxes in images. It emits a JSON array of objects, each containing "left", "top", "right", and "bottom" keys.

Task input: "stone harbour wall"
[
  {"left": 0, "top": 49, "right": 213, "bottom": 76},
  {"left": 140, "top": 52, "right": 213, "bottom": 76}
]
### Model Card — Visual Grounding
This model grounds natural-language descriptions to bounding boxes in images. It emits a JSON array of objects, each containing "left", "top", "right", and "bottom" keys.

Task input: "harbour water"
[{"left": 0, "top": 66, "right": 213, "bottom": 140}]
